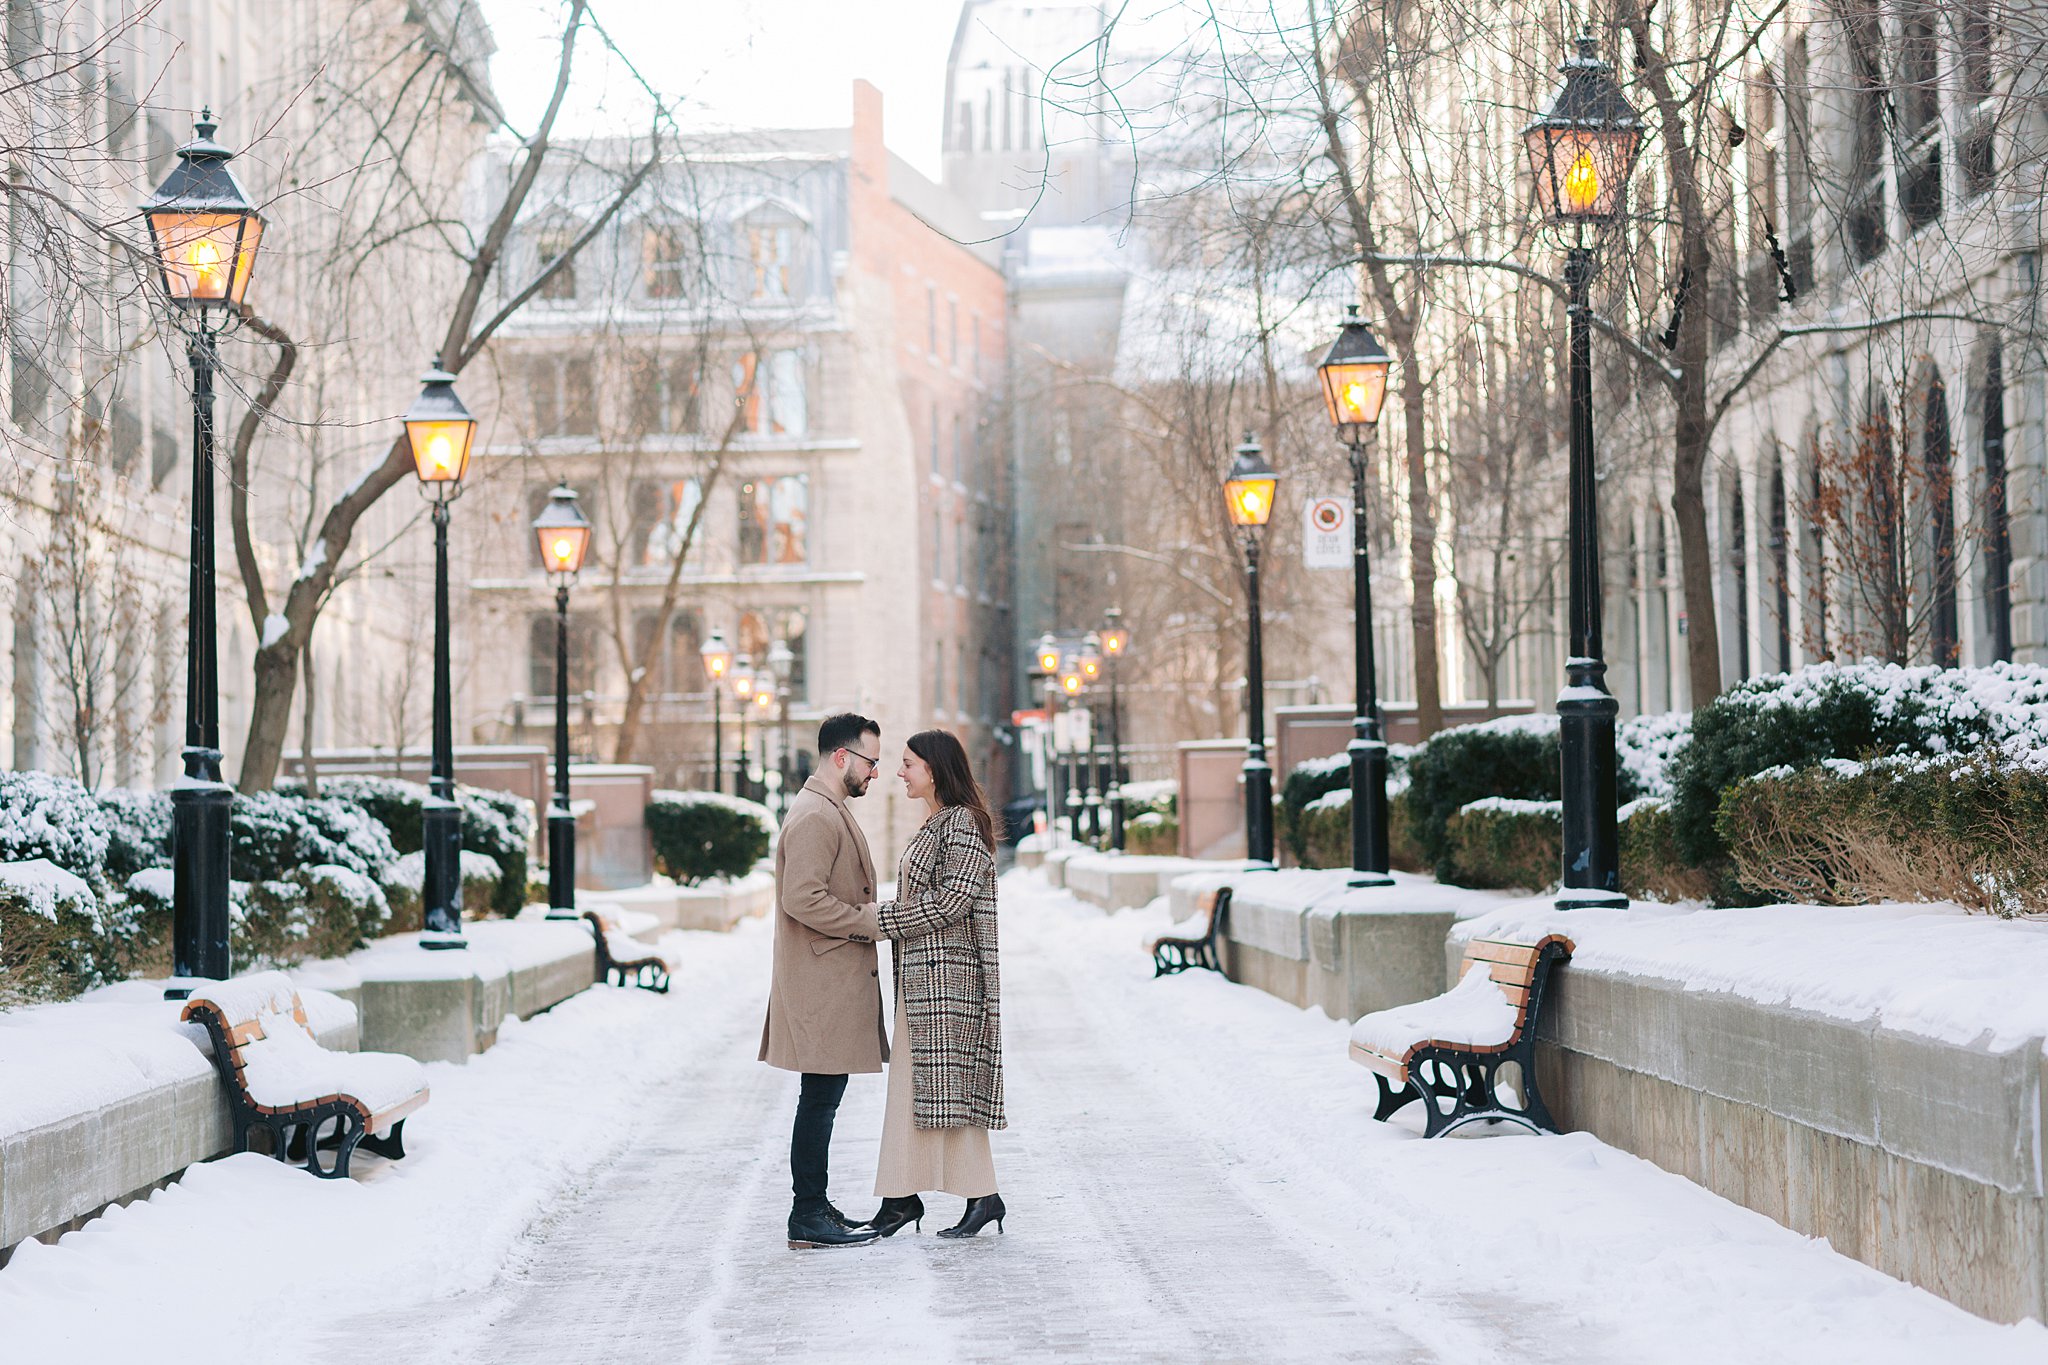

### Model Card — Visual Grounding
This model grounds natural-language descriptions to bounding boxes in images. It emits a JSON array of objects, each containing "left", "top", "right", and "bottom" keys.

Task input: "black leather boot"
[
  {"left": 864, "top": 1195, "right": 925, "bottom": 1237},
  {"left": 788, "top": 1207, "right": 880, "bottom": 1249},
  {"left": 936, "top": 1193, "right": 1005, "bottom": 1239}
]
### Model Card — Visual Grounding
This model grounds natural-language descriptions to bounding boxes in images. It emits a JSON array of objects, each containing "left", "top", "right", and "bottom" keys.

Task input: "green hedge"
[
  {"left": 1440, "top": 799, "right": 1561, "bottom": 892},
  {"left": 279, "top": 776, "right": 534, "bottom": 916},
  {"left": 1715, "top": 752, "right": 2048, "bottom": 916},
  {"left": 1279, "top": 757, "right": 1349, "bottom": 866},
  {"left": 1618, "top": 798, "right": 1739, "bottom": 904},
  {"left": 1408, "top": 719, "right": 1559, "bottom": 877},
  {"left": 1124, "top": 810, "right": 1179, "bottom": 856},
  {"left": 647, "top": 790, "right": 774, "bottom": 884},
  {"left": 1298, "top": 789, "right": 1429, "bottom": 874}
]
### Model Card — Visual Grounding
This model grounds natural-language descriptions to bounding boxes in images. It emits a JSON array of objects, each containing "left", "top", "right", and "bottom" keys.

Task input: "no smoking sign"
[{"left": 1303, "top": 496, "right": 1350, "bottom": 569}]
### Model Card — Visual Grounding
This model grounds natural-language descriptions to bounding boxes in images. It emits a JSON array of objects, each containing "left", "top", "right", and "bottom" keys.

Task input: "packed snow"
[
  {"left": 1348, "top": 965, "right": 1521, "bottom": 1056},
  {"left": 3, "top": 871, "right": 2042, "bottom": 1363}
]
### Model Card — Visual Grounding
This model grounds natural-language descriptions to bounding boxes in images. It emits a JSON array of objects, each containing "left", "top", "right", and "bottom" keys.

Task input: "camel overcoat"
[
  {"left": 878, "top": 805, "right": 1005, "bottom": 1130},
  {"left": 759, "top": 774, "right": 887, "bottom": 1074}
]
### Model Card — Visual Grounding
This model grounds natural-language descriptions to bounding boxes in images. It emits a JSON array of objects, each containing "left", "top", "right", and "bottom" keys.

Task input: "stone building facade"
[
  {"left": 0, "top": 0, "right": 490, "bottom": 788},
  {"left": 458, "top": 83, "right": 1010, "bottom": 868}
]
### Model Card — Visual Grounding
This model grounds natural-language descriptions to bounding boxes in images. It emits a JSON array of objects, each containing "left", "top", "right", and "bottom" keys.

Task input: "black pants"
[{"left": 790, "top": 1072, "right": 849, "bottom": 1215}]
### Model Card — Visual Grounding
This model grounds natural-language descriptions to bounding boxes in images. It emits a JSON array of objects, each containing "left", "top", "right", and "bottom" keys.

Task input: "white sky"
[{"left": 478, "top": 0, "right": 968, "bottom": 180}]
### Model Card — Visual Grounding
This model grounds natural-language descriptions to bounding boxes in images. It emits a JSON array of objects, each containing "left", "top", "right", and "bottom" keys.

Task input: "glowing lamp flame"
[
  {"left": 425, "top": 431, "right": 455, "bottom": 475},
  {"left": 550, "top": 535, "right": 575, "bottom": 566},
  {"left": 187, "top": 237, "right": 226, "bottom": 297},
  {"left": 1237, "top": 488, "right": 1265, "bottom": 518},
  {"left": 1563, "top": 150, "right": 1600, "bottom": 214},
  {"left": 1061, "top": 672, "right": 1082, "bottom": 695}
]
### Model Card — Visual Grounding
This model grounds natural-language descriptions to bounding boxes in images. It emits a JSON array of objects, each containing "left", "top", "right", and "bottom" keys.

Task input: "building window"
[
  {"left": 642, "top": 220, "right": 689, "bottom": 299},
  {"left": 931, "top": 506, "right": 943, "bottom": 584},
  {"left": 1958, "top": 1, "right": 1997, "bottom": 197},
  {"left": 739, "top": 475, "right": 808, "bottom": 566},
  {"left": 530, "top": 612, "right": 599, "bottom": 698},
  {"left": 747, "top": 222, "right": 796, "bottom": 300},
  {"left": 929, "top": 400, "right": 940, "bottom": 474},
  {"left": 1730, "top": 476, "right": 1750, "bottom": 681},
  {"left": 733, "top": 350, "right": 808, "bottom": 437},
  {"left": 1845, "top": 2, "right": 1887, "bottom": 263},
  {"left": 1924, "top": 374, "right": 1959, "bottom": 666},
  {"left": 1769, "top": 462, "right": 1791, "bottom": 672},
  {"left": 972, "top": 312, "right": 983, "bottom": 382},
  {"left": 630, "top": 351, "right": 704, "bottom": 436},
  {"left": 951, "top": 414, "right": 963, "bottom": 483},
  {"left": 1783, "top": 31, "right": 1814, "bottom": 294},
  {"left": 632, "top": 608, "right": 703, "bottom": 694},
  {"left": 949, "top": 298, "right": 959, "bottom": 365},
  {"left": 1982, "top": 344, "right": 2011, "bottom": 661},
  {"left": 933, "top": 638, "right": 945, "bottom": 717},
  {"left": 536, "top": 227, "right": 578, "bottom": 301},
  {"left": 642, "top": 477, "right": 704, "bottom": 566},
  {"left": 561, "top": 358, "right": 595, "bottom": 436},
  {"left": 1898, "top": 3, "right": 1943, "bottom": 233},
  {"left": 955, "top": 516, "right": 967, "bottom": 589}
]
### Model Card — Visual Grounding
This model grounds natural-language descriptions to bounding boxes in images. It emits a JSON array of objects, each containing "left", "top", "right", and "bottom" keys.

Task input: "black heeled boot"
[
  {"left": 864, "top": 1195, "right": 925, "bottom": 1237},
  {"left": 936, "top": 1193, "right": 1005, "bottom": 1239}
]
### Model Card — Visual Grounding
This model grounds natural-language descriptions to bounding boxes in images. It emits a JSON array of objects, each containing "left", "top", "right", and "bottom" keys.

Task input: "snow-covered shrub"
[
  {"left": 1296, "top": 787, "right": 1429, "bottom": 874},
  {"left": 1279, "top": 757, "right": 1350, "bottom": 866},
  {"left": 1617, "top": 798, "right": 1730, "bottom": 905},
  {"left": 98, "top": 788, "right": 173, "bottom": 883},
  {"left": 381, "top": 849, "right": 501, "bottom": 926},
  {"left": 296, "top": 864, "right": 393, "bottom": 947},
  {"left": 0, "top": 860, "right": 109, "bottom": 1004},
  {"left": 280, "top": 775, "right": 533, "bottom": 916},
  {"left": 1124, "top": 809, "right": 1179, "bottom": 856},
  {"left": 1441, "top": 798, "right": 1561, "bottom": 892},
  {"left": 114, "top": 867, "right": 177, "bottom": 977},
  {"left": 646, "top": 789, "right": 774, "bottom": 884},
  {"left": 1406, "top": 713, "right": 1643, "bottom": 877},
  {"left": 1116, "top": 779, "right": 1177, "bottom": 817},
  {"left": 0, "top": 771, "right": 114, "bottom": 889},
  {"left": 1667, "top": 661, "right": 2048, "bottom": 866},
  {"left": 1617, "top": 711, "right": 1691, "bottom": 801},
  {"left": 230, "top": 790, "right": 400, "bottom": 885},
  {"left": 1715, "top": 749, "right": 2048, "bottom": 916}
]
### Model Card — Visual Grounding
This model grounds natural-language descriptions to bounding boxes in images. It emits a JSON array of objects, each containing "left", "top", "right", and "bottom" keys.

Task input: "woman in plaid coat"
[{"left": 866, "top": 727, "right": 1007, "bottom": 1240}]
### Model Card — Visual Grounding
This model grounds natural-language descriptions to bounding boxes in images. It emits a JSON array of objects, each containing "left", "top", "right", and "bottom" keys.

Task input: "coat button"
[
  {"left": 871, "top": 968, "right": 879, "bottom": 977},
  {"left": 864, "top": 886, "right": 872, "bottom": 896}
]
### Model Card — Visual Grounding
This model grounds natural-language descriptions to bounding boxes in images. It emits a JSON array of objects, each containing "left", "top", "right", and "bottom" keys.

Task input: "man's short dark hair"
[{"left": 817, "top": 712, "right": 880, "bottom": 755}]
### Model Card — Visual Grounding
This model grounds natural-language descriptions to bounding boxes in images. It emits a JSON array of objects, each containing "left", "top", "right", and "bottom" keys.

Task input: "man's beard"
[{"left": 843, "top": 768, "right": 872, "bottom": 798}]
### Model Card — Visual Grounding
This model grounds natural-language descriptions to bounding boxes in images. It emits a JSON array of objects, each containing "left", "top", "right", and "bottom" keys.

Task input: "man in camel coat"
[{"left": 761, "top": 711, "right": 887, "bottom": 1248}]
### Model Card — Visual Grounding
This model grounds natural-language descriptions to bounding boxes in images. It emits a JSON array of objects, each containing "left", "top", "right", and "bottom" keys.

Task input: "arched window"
[
  {"left": 1982, "top": 344, "right": 2012, "bottom": 660},
  {"left": 1924, "top": 374, "right": 1958, "bottom": 666},
  {"left": 1770, "top": 459, "right": 1791, "bottom": 672},
  {"left": 1729, "top": 474, "right": 1750, "bottom": 680}
]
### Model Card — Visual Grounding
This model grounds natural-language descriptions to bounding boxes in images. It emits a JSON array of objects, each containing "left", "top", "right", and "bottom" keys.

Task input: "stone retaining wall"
[
  {"left": 1516, "top": 956, "right": 2048, "bottom": 1325},
  {"left": 1, "top": 919, "right": 596, "bottom": 1259}
]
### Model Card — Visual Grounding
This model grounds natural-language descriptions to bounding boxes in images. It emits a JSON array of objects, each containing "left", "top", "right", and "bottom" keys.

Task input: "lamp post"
[
  {"left": 700, "top": 629, "right": 731, "bottom": 792},
  {"left": 532, "top": 487, "right": 591, "bottom": 918},
  {"left": 1059, "top": 664, "right": 1084, "bottom": 841},
  {"left": 140, "top": 112, "right": 266, "bottom": 987},
  {"left": 1101, "top": 610, "right": 1130, "bottom": 851},
  {"left": 1317, "top": 305, "right": 1395, "bottom": 888},
  {"left": 752, "top": 673, "right": 777, "bottom": 809},
  {"left": 1523, "top": 32, "right": 1643, "bottom": 910},
  {"left": 767, "top": 637, "right": 795, "bottom": 816},
  {"left": 731, "top": 654, "right": 755, "bottom": 801},
  {"left": 1078, "top": 633, "right": 1104, "bottom": 845},
  {"left": 404, "top": 361, "right": 480, "bottom": 947},
  {"left": 1223, "top": 434, "right": 1279, "bottom": 869}
]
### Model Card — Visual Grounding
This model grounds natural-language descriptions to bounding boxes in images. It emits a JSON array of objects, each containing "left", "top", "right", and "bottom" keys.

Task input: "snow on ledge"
[{"left": 1453, "top": 895, "right": 2048, "bottom": 1055}]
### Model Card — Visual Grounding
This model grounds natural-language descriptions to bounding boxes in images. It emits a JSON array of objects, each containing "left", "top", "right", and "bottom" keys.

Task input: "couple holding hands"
[{"left": 759, "top": 712, "right": 1007, "bottom": 1249}]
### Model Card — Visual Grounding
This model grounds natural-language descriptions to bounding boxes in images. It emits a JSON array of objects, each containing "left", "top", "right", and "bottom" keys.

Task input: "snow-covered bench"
[
  {"left": 1148, "top": 886, "right": 1231, "bottom": 977},
  {"left": 180, "top": 972, "right": 430, "bottom": 1179},
  {"left": 1347, "top": 934, "right": 1573, "bottom": 1138},
  {"left": 584, "top": 911, "right": 671, "bottom": 993}
]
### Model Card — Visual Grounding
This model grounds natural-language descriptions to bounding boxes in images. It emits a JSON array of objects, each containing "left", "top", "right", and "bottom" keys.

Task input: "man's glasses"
[{"left": 839, "top": 747, "right": 881, "bottom": 772}]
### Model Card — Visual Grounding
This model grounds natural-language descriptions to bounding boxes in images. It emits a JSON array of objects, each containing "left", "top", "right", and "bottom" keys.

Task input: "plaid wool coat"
[{"left": 877, "top": 805, "right": 1005, "bottom": 1130}]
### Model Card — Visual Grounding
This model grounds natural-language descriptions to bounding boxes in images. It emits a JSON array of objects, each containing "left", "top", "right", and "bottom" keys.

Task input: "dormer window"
[
  {"left": 642, "top": 219, "right": 691, "bottom": 300},
  {"left": 535, "top": 224, "right": 579, "bottom": 302},
  {"left": 732, "top": 199, "right": 811, "bottom": 303}
]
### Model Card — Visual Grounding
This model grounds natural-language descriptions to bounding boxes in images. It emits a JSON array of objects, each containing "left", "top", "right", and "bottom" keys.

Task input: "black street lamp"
[
  {"left": 768, "top": 637, "right": 796, "bottom": 816},
  {"left": 1101, "top": 609, "right": 1130, "bottom": 851},
  {"left": 1078, "top": 633, "right": 1104, "bottom": 845},
  {"left": 1058, "top": 662, "right": 1084, "bottom": 841},
  {"left": 1222, "top": 434, "right": 1279, "bottom": 869},
  {"left": 1523, "top": 32, "right": 1643, "bottom": 910},
  {"left": 1317, "top": 305, "right": 1395, "bottom": 888},
  {"left": 700, "top": 629, "right": 731, "bottom": 792},
  {"left": 141, "top": 112, "right": 266, "bottom": 988},
  {"left": 731, "top": 654, "right": 755, "bottom": 801},
  {"left": 532, "top": 486, "right": 591, "bottom": 919},
  {"left": 404, "top": 361, "right": 480, "bottom": 947}
]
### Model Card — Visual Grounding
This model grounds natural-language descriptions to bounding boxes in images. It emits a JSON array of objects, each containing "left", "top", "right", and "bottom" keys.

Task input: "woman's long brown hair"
[{"left": 907, "top": 728, "right": 1000, "bottom": 851}]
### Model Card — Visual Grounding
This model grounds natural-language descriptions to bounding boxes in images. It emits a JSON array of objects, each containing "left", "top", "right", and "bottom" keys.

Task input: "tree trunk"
[
  {"left": 1400, "top": 363, "right": 1444, "bottom": 735},
  {"left": 1670, "top": 265, "right": 1723, "bottom": 706}
]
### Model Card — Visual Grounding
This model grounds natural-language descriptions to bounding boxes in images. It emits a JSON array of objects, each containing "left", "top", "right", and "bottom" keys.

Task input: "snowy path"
[{"left": 7, "top": 870, "right": 2044, "bottom": 1363}]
